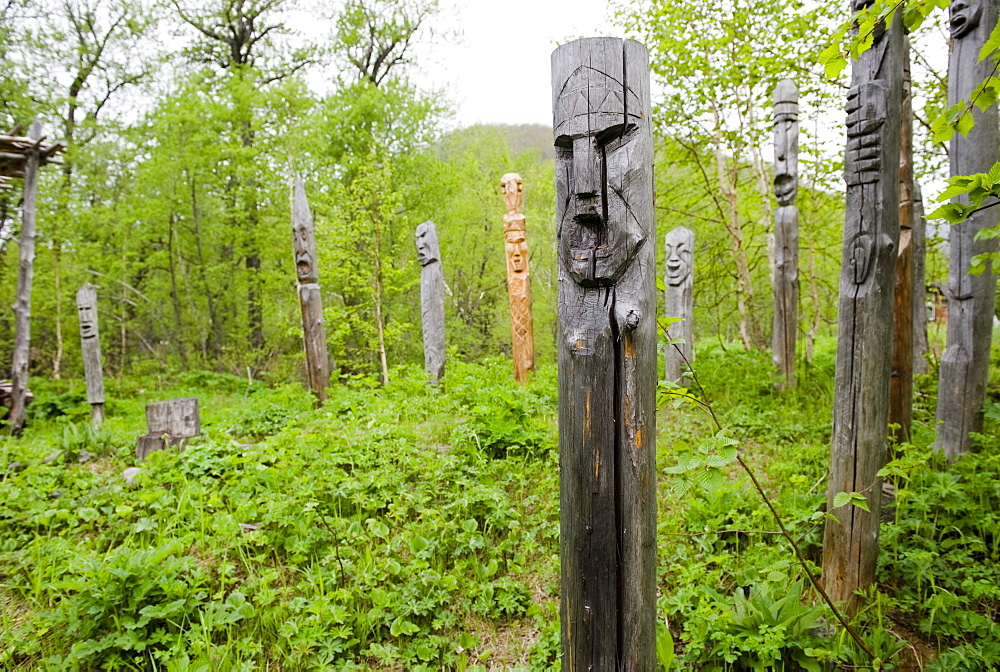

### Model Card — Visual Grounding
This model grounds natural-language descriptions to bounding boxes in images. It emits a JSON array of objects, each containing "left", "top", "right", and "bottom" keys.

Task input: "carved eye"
[
  {"left": 554, "top": 135, "right": 573, "bottom": 149},
  {"left": 596, "top": 123, "right": 635, "bottom": 147}
]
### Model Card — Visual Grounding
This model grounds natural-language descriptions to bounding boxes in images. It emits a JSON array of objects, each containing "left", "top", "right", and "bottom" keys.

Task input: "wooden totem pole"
[
  {"left": 292, "top": 177, "right": 331, "bottom": 405},
  {"left": 664, "top": 226, "right": 694, "bottom": 383},
  {"left": 935, "top": 0, "right": 999, "bottom": 458},
  {"left": 501, "top": 173, "right": 536, "bottom": 382},
  {"left": 890, "top": 36, "right": 915, "bottom": 443},
  {"left": 76, "top": 283, "right": 105, "bottom": 425},
  {"left": 552, "top": 37, "right": 657, "bottom": 669},
  {"left": 823, "top": 2, "right": 903, "bottom": 611},
  {"left": 416, "top": 221, "right": 445, "bottom": 381},
  {"left": 772, "top": 79, "right": 799, "bottom": 390}
]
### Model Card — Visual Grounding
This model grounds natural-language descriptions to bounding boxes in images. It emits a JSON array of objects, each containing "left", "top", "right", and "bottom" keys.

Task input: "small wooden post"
[
  {"left": 552, "top": 37, "right": 657, "bottom": 670},
  {"left": 416, "top": 221, "right": 445, "bottom": 381},
  {"left": 7, "top": 119, "right": 41, "bottom": 437},
  {"left": 772, "top": 79, "right": 799, "bottom": 390},
  {"left": 664, "top": 226, "right": 694, "bottom": 383},
  {"left": 291, "top": 177, "right": 331, "bottom": 405},
  {"left": 935, "top": 0, "right": 1000, "bottom": 458},
  {"left": 823, "top": 3, "right": 903, "bottom": 611},
  {"left": 136, "top": 397, "right": 200, "bottom": 460},
  {"left": 890, "top": 36, "right": 915, "bottom": 444},
  {"left": 501, "top": 173, "right": 536, "bottom": 382},
  {"left": 76, "top": 282, "right": 105, "bottom": 425}
]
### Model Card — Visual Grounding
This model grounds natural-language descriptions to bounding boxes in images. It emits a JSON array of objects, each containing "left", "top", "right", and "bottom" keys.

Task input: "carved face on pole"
[
  {"left": 294, "top": 227, "right": 317, "bottom": 283},
  {"left": 505, "top": 228, "right": 528, "bottom": 274},
  {"left": 78, "top": 301, "right": 97, "bottom": 340},
  {"left": 773, "top": 80, "right": 798, "bottom": 207},
  {"left": 664, "top": 228, "right": 693, "bottom": 287},
  {"left": 950, "top": 0, "right": 982, "bottom": 38},
  {"left": 554, "top": 59, "right": 648, "bottom": 287},
  {"left": 501, "top": 173, "right": 524, "bottom": 214},
  {"left": 415, "top": 221, "right": 440, "bottom": 267}
]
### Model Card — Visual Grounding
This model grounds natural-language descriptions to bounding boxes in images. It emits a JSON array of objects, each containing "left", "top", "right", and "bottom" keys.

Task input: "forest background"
[{"left": 0, "top": 0, "right": 957, "bottom": 384}]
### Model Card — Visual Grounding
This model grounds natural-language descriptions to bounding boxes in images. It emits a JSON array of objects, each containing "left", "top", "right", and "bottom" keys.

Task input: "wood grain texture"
[
  {"left": 501, "top": 173, "right": 536, "bottom": 383},
  {"left": 772, "top": 80, "right": 799, "bottom": 390},
  {"left": 935, "top": 0, "right": 1000, "bottom": 458},
  {"left": 136, "top": 397, "right": 200, "bottom": 460},
  {"left": 292, "top": 178, "right": 331, "bottom": 404},
  {"left": 912, "top": 179, "right": 929, "bottom": 374},
  {"left": 7, "top": 119, "right": 41, "bottom": 437},
  {"left": 823, "top": 7, "right": 903, "bottom": 612},
  {"left": 890, "top": 35, "right": 914, "bottom": 444},
  {"left": 552, "top": 37, "right": 657, "bottom": 670},
  {"left": 416, "top": 221, "right": 445, "bottom": 381},
  {"left": 664, "top": 226, "right": 694, "bottom": 384},
  {"left": 76, "top": 282, "right": 106, "bottom": 425}
]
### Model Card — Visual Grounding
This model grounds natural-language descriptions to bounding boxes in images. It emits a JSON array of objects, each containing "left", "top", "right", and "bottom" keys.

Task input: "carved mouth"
[{"left": 574, "top": 212, "right": 603, "bottom": 226}]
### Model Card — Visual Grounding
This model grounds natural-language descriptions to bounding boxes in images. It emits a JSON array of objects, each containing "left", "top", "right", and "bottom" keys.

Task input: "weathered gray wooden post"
[
  {"left": 890, "top": 36, "right": 915, "bottom": 443},
  {"left": 291, "top": 177, "right": 331, "bottom": 405},
  {"left": 76, "top": 282, "right": 105, "bottom": 425},
  {"left": 823, "top": 1, "right": 903, "bottom": 611},
  {"left": 664, "top": 226, "right": 694, "bottom": 383},
  {"left": 912, "top": 180, "right": 929, "bottom": 374},
  {"left": 135, "top": 398, "right": 200, "bottom": 460},
  {"left": 416, "top": 221, "right": 445, "bottom": 381},
  {"left": 501, "top": 173, "right": 536, "bottom": 383},
  {"left": 772, "top": 79, "right": 799, "bottom": 390},
  {"left": 7, "top": 120, "right": 42, "bottom": 437},
  {"left": 552, "top": 37, "right": 657, "bottom": 669},
  {"left": 935, "top": 0, "right": 999, "bottom": 458}
]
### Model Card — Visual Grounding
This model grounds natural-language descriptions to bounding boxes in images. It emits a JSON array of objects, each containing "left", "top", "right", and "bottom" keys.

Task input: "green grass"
[{"left": 1, "top": 340, "right": 998, "bottom": 670}]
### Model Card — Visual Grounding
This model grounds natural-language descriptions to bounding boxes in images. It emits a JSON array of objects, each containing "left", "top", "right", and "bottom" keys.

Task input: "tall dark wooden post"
[
  {"left": 823, "top": 2, "right": 903, "bottom": 611},
  {"left": 772, "top": 79, "right": 799, "bottom": 390},
  {"left": 552, "top": 37, "right": 657, "bottom": 670},
  {"left": 935, "top": 0, "right": 999, "bottom": 458},
  {"left": 7, "top": 120, "right": 42, "bottom": 437},
  {"left": 890, "top": 36, "right": 915, "bottom": 444},
  {"left": 76, "top": 282, "right": 105, "bottom": 425},
  {"left": 664, "top": 225, "right": 694, "bottom": 383},
  {"left": 416, "top": 221, "right": 445, "bottom": 381},
  {"left": 292, "top": 177, "right": 331, "bottom": 405},
  {"left": 912, "top": 179, "right": 929, "bottom": 374}
]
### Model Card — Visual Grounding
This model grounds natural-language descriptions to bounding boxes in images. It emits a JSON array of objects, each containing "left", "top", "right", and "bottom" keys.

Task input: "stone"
[{"left": 122, "top": 466, "right": 141, "bottom": 485}]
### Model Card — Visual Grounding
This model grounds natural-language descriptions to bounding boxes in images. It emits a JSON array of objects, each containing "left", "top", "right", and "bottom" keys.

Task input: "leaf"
[
  {"left": 832, "top": 491, "right": 870, "bottom": 512},
  {"left": 927, "top": 202, "right": 973, "bottom": 224},
  {"left": 956, "top": 111, "right": 975, "bottom": 137},
  {"left": 979, "top": 20, "right": 1000, "bottom": 62},
  {"left": 656, "top": 622, "right": 675, "bottom": 671}
]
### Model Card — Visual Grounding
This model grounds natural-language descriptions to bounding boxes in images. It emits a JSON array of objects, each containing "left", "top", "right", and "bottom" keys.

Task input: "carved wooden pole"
[
  {"left": 912, "top": 179, "right": 929, "bottom": 374},
  {"left": 76, "top": 283, "right": 105, "bottom": 425},
  {"left": 664, "top": 226, "right": 694, "bottom": 383},
  {"left": 7, "top": 119, "right": 41, "bottom": 437},
  {"left": 292, "top": 177, "right": 331, "bottom": 405},
  {"left": 890, "top": 35, "right": 915, "bottom": 444},
  {"left": 772, "top": 79, "right": 799, "bottom": 390},
  {"left": 552, "top": 37, "right": 657, "bottom": 670},
  {"left": 416, "top": 221, "right": 445, "bottom": 381},
  {"left": 935, "top": 0, "right": 1000, "bottom": 458},
  {"left": 501, "top": 173, "right": 536, "bottom": 383},
  {"left": 822, "top": 3, "right": 903, "bottom": 611}
]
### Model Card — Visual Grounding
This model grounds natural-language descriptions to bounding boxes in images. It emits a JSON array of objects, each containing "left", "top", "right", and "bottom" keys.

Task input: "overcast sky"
[{"left": 413, "top": 0, "right": 626, "bottom": 129}]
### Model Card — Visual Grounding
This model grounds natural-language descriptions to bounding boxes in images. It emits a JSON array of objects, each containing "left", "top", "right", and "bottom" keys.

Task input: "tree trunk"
[{"left": 7, "top": 120, "right": 42, "bottom": 436}]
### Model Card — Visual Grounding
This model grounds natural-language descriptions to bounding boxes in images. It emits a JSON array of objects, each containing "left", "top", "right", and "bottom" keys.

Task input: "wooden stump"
[
  {"left": 772, "top": 79, "right": 799, "bottom": 390},
  {"left": 501, "top": 173, "right": 536, "bottom": 383},
  {"left": 136, "top": 397, "right": 200, "bottom": 460},
  {"left": 664, "top": 226, "right": 694, "bottom": 383},
  {"left": 822, "top": 4, "right": 903, "bottom": 612},
  {"left": 76, "top": 282, "right": 106, "bottom": 426},
  {"left": 935, "top": 0, "right": 1000, "bottom": 458},
  {"left": 416, "top": 221, "right": 445, "bottom": 381},
  {"left": 292, "top": 177, "right": 332, "bottom": 405},
  {"left": 552, "top": 37, "right": 657, "bottom": 670}
]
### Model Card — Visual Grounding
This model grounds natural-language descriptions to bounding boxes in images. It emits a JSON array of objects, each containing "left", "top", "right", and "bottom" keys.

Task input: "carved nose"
[{"left": 572, "top": 136, "right": 601, "bottom": 198}]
